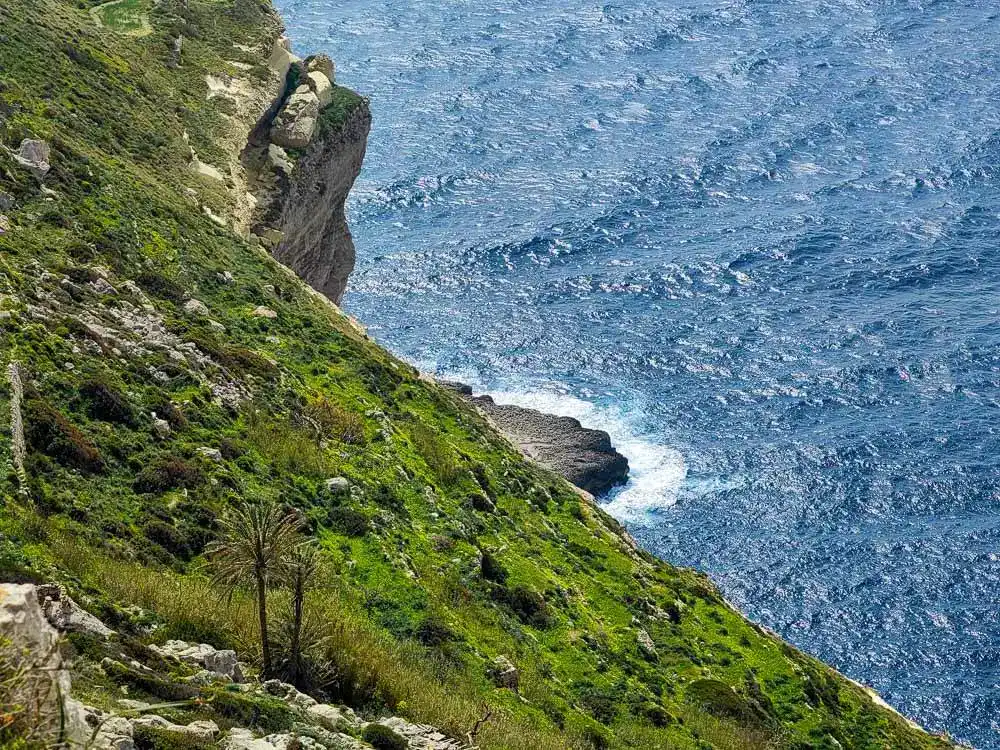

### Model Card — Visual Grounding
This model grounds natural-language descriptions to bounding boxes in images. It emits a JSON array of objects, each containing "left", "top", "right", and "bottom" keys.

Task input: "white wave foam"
[{"left": 474, "top": 384, "right": 687, "bottom": 523}]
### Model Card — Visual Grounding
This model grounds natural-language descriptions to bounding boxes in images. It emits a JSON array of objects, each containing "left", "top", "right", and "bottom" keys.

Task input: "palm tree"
[
  {"left": 282, "top": 540, "right": 322, "bottom": 685},
  {"left": 206, "top": 498, "right": 302, "bottom": 678}
]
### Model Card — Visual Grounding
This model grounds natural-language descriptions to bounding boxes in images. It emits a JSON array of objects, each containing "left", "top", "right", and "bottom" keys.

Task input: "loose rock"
[
  {"left": 13, "top": 138, "right": 51, "bottom": 178},
  {"left": 306, "top": 53, "right": 335, "bottom": 82},
  {"left": 489, "top": 655, "right": 519, "bottom": 691},
  {"left": 35, "top": 584, "right": 115, "bottom": 638},
  {"left": 271, "top": 86, "right": 320, "bottom": 149},
  {"left": 324, "top": 477, "right": 350, "bottom": 495},
  {"left": 183, "top": 298, "right": 210, "bottom": 316}
]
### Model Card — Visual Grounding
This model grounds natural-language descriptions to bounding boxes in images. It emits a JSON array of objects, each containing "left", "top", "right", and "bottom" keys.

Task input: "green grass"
[
  {"left": 90, "top": 0, "right": 152, "bottom": 36},
  {"left": 0, "top": 1, "right": 957, "bottom": 749}
]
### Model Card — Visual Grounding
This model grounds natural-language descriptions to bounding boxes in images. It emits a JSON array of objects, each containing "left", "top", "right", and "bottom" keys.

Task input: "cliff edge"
[{"left": 243, "top": 46, "right": 370, "bottom": 305}]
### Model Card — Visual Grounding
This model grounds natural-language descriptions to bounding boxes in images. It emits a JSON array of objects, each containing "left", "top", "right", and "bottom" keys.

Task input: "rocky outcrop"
[
  {"left": 244, "top": 51, "right": 370, "bottom": 306},
  {"left": 0, "top": 584, "right": 88, "bottom": 747},
  {"left": 488, "top": 655, "right": 519, "bottom": 691},
  {"left": 12, "top": 138, "right": 50, "bottom": 178},
  {"left": 36, "top": 583, "right": 115, "bottom": 638},
  {"left": 150, "top": 639, "right": 245, "bottom": 682},
  {"left": 440, "top": 386, "right": 629, "bottom": 496}
]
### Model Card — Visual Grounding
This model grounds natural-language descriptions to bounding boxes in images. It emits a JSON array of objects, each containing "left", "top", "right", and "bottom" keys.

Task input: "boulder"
[
  {"left": 13, "top": 138, "right": 51, "bottom": 178},
  {"left": 35, "top": 584, "right": 115, "bottom": 638},
  {"left": 150, "top": 640, "right": 242, "bottom": 681},
  {"left": 252, "top": 305, "right": 278, "bottom": 319},
  {"left": 0, "top": 215, "right": 10, "bottom": 235},
  {"left": 377, "top": 717, "right": 461, "bottom": 750},
  {"left": 306, "top": 703, "right": 363, "bottom": 731},
  {"left": 489, "top": 655, "right": 519, "bottom": 691},
  {"left": 0, "top": 584, "right": 88, "bottom": 745},
  {"left": 637, "top": 628, "right": 658, "bottom": 659},
  {"left": 0, "top": 190, "right": 13, "bottom": 210},
  {"left": 152, "top": 417, "right": 171, "bottom": 438},
  {"left": 270, "top": 86, "right": 320, "bottom": 149},
  {"left": 306, "top": 70, "right": 333, "bottom": 109},
  {"left": 183, "top": 298, "right": 210, "bottom": 316},
  {"left": 306, "top": 53, "right": 335, "bottom": 82},
  {"left": 324, "top": 477, "right": 350, "bottom": 495},
  {"left": 90, "top": 714, "right": 136, "bottom": 750},
  {"left": 197, "top": 446, "right": 224, "bottom": 462},
  {"left": 267, "top": 36, "right": 301, "bottom": 80},
  {"left": 267, "top": 144, "right": 293, "bottom": 176}
]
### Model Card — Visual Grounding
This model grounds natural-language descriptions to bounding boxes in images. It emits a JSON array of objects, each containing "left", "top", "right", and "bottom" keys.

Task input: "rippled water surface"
[{"left": 274, "top": 0, "right": 1000, "bottom": 744}]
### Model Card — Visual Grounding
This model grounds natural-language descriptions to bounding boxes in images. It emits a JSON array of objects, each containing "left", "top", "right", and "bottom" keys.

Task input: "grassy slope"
[{"left": 0, "top": 1, "right": 953, "bottom": 749}]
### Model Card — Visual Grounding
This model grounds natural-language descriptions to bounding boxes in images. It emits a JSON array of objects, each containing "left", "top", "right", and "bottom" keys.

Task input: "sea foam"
[{"left": 471, "top": 383, "right": 687, "bottom": 522}]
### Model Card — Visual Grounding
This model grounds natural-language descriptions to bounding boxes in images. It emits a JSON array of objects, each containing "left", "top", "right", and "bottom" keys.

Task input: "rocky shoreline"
[{"left": 440, "top": 382, "right": 629, "bottom": 497}]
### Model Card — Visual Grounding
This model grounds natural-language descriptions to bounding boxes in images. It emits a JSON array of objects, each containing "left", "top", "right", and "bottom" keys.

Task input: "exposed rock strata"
[
  {"left": 243, "top": 50, "right": 370, "bottom": 306},
  {"left": 440, "top": 383, "right": 629, "bottom": 496}
]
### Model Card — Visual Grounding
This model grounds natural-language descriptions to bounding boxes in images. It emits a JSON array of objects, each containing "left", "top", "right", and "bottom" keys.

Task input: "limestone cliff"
[{"left": 243, "top": 52, "right": 371, "bottom": 305}]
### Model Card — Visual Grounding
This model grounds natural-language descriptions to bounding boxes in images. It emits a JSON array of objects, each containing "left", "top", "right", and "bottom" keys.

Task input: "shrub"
[
  {"left": 142, "top": 518, "right": 194, "bottom": 558},
  {"left": 137, "top": 271, "right": 185, "bottom": 301},
  {"left": 479, "top": 550, "right": 507, "bottom": 584},
  {"left": 328, "top": 506, "right": 369, "bottom": 537},
  {"left": 415, "top": 615, "right": 457, "bottom": 647},
  {"left": 208, "top": 689, "right": 296, "bottom": 733},
  {"left": 190, "top": 335, "right": 277, "bottom": 380},
  {"left": 685, "top": 679, "right": 764, "bottom": 725},
  {"left": 409, "top": 423, "right": 462, "bottom": 486},
  {"left": 25, "top": 399, "right": 104, "bottom": 473},
  {"left": 133, "top": 723, "right": 212, "bottom": 750},
  {"left": 372, "top": 485, "right": 405, "bottom": 513},
  {"left": 576, "top": 684, "right": 619, "bottom": 725},
  {"left": 302, "top": 397, "right": 365, "bottom": 444},
  {"left": 503, "top": 585, "right": 553, "bottom": 629},
  {"left": 150, "top": 399, "right": 187, "bottom": 430},
  {"left": 103, "top": 659, "right": 199, "bottom": 701},
  {"left": 219, "top": 437, "right": 244, "bottom": 459},
  {"left": 361, "top": 724, "right": 408, "bottom": 750},
  {"left": 81, "top": 378, "right": 136, "bottom": 426},
  {"left": 134, "top": 457, "right": 203, "bottom": 493}
]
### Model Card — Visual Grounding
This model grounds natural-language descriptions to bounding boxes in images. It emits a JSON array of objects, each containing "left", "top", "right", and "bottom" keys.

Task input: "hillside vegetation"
[{"left": 0, "top": 1, "right": 955, "bottom": 748}]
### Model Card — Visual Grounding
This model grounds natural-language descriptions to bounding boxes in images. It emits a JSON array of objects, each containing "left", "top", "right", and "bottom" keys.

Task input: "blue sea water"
[{"left": 274, "top": 0, "right": 1000, "bottom": 745}]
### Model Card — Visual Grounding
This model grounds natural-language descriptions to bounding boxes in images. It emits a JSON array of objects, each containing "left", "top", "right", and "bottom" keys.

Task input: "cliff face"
[{"left": 244, "top": 55, "right": 370, "bottom": 305}]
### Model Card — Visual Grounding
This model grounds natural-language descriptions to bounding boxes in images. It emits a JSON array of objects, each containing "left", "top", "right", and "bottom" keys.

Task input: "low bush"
[
  {"left": 302, "top": 397, "right": 365, "bottom": 444},
  {"left": 500, "top": 585, "right": 553, "bottom": 629},
  {"left": 25, "top": 399, "right": 105, "bottom": 474},
  {"left": 415, "top": 614, "right": 457, "bottom": 647},
  {"left": 133, "top": 723, "right": 212, "bottom": 750},
  {"left": 479, "top": 550, "right": 507, "bottom": 584},
  {"left": 133, "top": 457, "right": 203, "bottom": 493},
  {"left": 686, "top": 679, "right": 764, "bottom": 726},
  {"left": 409, "top": 423, "right": 462, "bottom": 486},
  {"left": 361, "top": 723, "right": 408, "bottom": 750},
  {"left": 81, "top": 378, "right": 136, "bottom": 426},
  {"left": 208, "top": 688, "right": 296, "bottom": 733},
  {"left": 136, "top": 271, "right": 186, "bottom": 302},
  {"left": 190, "top": 335, "right": 277, "bottom": 380},
  {"left": 328, "top": 506, "right": 369, "bottom": 537}
]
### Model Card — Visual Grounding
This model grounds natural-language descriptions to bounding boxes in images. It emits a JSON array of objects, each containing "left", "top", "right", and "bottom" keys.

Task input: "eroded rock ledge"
[
  {"left": 441, "top": 382, "right": 630, "bottom": 496},
  {"left": 243, "top": 40, "right": 371, "bottom": 305}
]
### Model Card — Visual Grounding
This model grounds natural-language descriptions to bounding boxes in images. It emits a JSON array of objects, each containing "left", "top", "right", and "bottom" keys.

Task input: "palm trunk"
[
  {"left": 290, "top": 577, "right": 303, "bottom": 684},
  {"left": 257, "top": 573, "right": 271, "bottom": 678}
]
